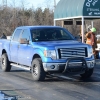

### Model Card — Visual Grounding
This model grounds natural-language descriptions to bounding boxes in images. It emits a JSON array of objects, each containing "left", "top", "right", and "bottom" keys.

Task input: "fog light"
[
  {"left": 50, "top": 65, "right": 55, "bottom": 69},
  {"left": 91, "top": 62, "right": 94, "bottom": 67},
  {"left": 87, "top": 62, "right": 91, "bottom": 68},
  {"left": 87, "top": 62, "right": 94, "bottom": 68}
]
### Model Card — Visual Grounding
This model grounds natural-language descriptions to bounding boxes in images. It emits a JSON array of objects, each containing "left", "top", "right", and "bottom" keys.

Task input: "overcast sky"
[{"left": 0, "top": 0, "right": 60, "bottom": 9}]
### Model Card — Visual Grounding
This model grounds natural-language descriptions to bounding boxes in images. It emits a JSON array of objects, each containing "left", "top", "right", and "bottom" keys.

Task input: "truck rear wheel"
[
  {"left": 1, "top": 53, "right": 11, "bottom": 72},
  {"left": 31, "top": 58, "right": 46, "bottom": 81},
  {"left": 80, "top": 68, "right": 94, "bottom": 79}
]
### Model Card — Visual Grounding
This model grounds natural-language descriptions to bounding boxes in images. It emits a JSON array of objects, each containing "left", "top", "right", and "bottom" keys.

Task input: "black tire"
[
  {"left": 80, "top": 68, "right": 94, "bottom": 79},
  {"left": 1, "top": 53, "right": 11, "bottom": 72},
  {"left": 31, "top": 58, "right": 46, "bottom": 81}
]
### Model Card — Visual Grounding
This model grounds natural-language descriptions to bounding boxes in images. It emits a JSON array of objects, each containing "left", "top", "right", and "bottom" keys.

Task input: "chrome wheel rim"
[
  {"left": 2, "top": 57, "right": 5, "bottom": 66},
  {"left": 33, "top": 64, "right": 38, "bottom": 76}
]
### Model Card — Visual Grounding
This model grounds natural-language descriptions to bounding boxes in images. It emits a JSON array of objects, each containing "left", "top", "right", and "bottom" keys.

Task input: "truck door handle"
[
  {"left": 10, "top": 44, "right": 12, "bottom": 47},
  {"left": 18, "top": 45, "right": 20, "bottom": 48}
]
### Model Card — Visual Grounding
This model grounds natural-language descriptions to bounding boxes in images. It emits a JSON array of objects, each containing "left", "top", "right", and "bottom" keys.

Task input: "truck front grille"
[{"left": 58, "top": 47, "right": 87, "bottom": 59}]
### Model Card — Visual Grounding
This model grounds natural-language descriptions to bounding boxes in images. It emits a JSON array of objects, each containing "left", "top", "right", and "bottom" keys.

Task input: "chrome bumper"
[{"left": 43, "top": 60, "right": 95, "bottom": 72}]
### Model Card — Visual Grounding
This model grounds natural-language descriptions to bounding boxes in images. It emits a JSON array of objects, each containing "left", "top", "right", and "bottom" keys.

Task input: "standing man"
[
  {"left": 86, "top": 27, "right": 97, "bottom": 58},
  {"left": 0, "top": 33, "right": 7, "bottom": 39}
]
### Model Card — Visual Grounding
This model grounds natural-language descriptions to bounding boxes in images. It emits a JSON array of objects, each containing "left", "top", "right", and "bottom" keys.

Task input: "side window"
[
  {"left": 21, "top": 29, "right": 30, "bottom": 40},
  {"left": 13, "top": 29, "right": 22, "bottom": 41}
]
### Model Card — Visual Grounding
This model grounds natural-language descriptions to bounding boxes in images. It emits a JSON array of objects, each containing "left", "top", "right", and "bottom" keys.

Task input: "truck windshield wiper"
[
  {"left": 33, "top": 38, "right": 73, "bottom": 42},
  {"left": 49, "top": 38, "right": 73, "bottom": 41}
]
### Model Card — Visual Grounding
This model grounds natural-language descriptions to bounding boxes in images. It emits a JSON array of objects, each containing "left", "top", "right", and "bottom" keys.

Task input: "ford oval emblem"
[{"left": 72, "top": 51, "right": 77, "bottom": 55}]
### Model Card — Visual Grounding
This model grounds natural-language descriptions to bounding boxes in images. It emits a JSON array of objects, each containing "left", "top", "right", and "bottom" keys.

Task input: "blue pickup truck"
[{"left": 0, "top": 26, "right": 95, "bottom": 81}]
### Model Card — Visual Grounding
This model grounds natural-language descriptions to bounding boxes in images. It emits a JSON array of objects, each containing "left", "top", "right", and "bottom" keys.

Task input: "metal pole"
[
  {"left": 54, "top": 0, "right": 56, "bottom": 26},
  {"left": 54, "top": 19, "right": 56, "bottom": 26},
  {"left": 91, "top": 21, "right": 94, "bottom": 28},
  {"left": 54, "top": 0, "right": 56, "bottom": 9},
  {"left": 2, "top": 0, "right": 7, "bottom": 8},
  {"left": 82, "top": 17, "right": 84, "bottom": 43},
  {"left": 61, "top": 20, "right": 64, "bottom": 27}
]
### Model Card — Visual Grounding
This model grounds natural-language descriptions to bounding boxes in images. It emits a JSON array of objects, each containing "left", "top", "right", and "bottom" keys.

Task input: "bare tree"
[{"left": 0, "top": 0, "right": 100, "bottom": 37}]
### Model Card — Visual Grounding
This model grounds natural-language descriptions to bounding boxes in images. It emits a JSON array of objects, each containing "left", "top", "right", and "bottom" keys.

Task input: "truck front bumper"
[{"left": 43, "top": 59, "right": 95, "bottom": 73}]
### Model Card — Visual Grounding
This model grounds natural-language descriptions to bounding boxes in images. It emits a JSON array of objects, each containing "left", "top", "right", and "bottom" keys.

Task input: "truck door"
[
  {"left": 10, "top": 29, "right": 22, "bottom": 63},
  {"left": 18, "top": 29, "right": 31, "bottom": 66}
]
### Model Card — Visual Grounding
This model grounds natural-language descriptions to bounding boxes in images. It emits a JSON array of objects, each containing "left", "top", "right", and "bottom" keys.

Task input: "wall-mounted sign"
[{"left": 83, "top": 0, "right": 100, "bottom": 16}]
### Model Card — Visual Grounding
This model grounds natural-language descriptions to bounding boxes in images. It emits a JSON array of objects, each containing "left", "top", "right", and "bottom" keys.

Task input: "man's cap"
[{"left": 90, "top": 27, "right": 96, "bottom": 33}]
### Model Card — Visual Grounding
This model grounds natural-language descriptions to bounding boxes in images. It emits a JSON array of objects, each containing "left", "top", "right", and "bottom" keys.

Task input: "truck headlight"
[
  {"left": 44, "top": 50, "right": 56, "bottom": 59},
  {"left": 88, "top": 46, "right": 93, "bottom": 57}
]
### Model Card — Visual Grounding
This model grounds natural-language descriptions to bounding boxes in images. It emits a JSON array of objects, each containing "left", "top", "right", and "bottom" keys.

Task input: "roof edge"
[{"left": 54, "top": 16, "right": 100, "bottom": 20}]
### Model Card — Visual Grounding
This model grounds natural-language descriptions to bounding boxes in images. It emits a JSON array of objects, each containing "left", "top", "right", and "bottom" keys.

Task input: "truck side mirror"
[
  {"left": 20, "top": 38, "right": 29, "bottom": 44},
  {"left": 75, "top": 36, "right": 81, "bottom": 42}
]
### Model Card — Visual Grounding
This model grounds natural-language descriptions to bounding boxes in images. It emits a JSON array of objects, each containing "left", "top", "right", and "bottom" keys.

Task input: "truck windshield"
[{"left": 30, "top": 28, "right": 74, "bottom": 42}]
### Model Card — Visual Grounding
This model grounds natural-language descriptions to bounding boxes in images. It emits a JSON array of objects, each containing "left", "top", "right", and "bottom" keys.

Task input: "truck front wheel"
[
  {"left": 31, "top": 58, "right": 46, "bottom": 81},
  {"left": 1, "top": 53, "right": 11, "bottom": 72},
  {"left": 80, "top": 68, "right": 94, "bottom": 79}
]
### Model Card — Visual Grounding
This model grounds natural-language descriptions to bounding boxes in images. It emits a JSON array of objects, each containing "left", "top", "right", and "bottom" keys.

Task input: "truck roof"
[{"left": 16, "top": 26, "right": 62, "bottom": 29}]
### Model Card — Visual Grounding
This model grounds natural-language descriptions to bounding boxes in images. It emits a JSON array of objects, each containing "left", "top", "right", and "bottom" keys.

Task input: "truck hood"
[{"left": 32, "top": 40, "right": 88, "bottom": 49}]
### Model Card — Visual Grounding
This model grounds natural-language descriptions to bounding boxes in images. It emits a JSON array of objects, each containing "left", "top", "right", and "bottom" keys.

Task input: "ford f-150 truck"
[{"left": 0, "top": 26, "right": 95, "bottom": 81}]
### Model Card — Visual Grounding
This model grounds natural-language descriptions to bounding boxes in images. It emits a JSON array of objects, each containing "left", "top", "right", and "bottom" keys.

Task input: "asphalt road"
[{"left": 0, "top": 60, "right": 100, "bottom": 100}]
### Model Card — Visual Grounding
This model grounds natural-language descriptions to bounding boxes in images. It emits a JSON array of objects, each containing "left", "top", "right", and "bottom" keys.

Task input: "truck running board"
[{"left": 10, "top": 63, "right": 30, "bottom": 71}]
